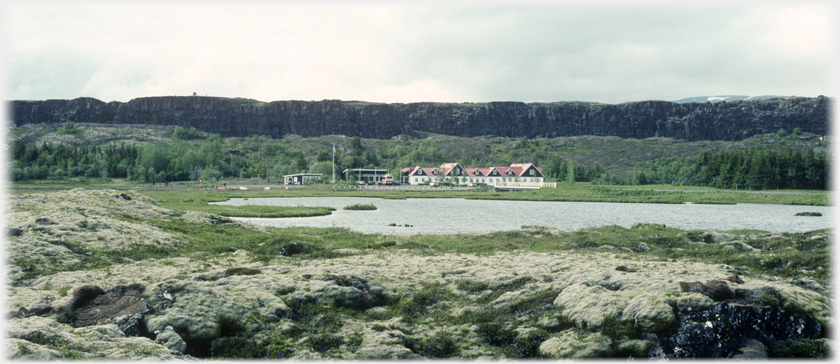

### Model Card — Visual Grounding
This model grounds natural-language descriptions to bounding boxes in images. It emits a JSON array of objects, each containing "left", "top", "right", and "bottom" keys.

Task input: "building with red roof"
[{"left": 402, "top": 162, "right": 545, "bottom": 186}]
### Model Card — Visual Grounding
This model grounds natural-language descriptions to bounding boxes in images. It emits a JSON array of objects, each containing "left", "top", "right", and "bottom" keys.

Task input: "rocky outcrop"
[{"left": 11, "top": 95, "right": 830, "bottom": 141}]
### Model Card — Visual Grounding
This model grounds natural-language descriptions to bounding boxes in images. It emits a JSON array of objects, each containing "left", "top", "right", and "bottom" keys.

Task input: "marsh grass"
[
  {"left": 343, "top": 203, "right": 377, "bottom": 211},
  {"left": 142, "top": 190, "right": 336, "bottom": 217}
]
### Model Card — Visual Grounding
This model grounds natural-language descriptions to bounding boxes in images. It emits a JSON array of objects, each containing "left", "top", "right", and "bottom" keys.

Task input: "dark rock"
[
  {"left": 734, "top": 287, "right": 784, "bottom": 307},
  {"left": 11, "top": 96, "right": 829, "bottom": 141},
  {"left": 679, "top": 280, "right": 735, "bottom": 301},
  {"left": 8, "top": 304, "right": 54, "bottom": 319},
  {"left": 631, "top": 223, "right": 666, "bottom": 230},
  {"left": 280, "top": 242, "right": 305, "bottom": 256},
  {"left": 119, "top": 193, "right": 132, "bottom": 201},
  {"left": 8, "top": 228, "right": 23, "bottom": 237},
  {"left": 792, "top": 277, "right": 825, "bottom": 293},
  {"left": 70, "top": 285, "right": 106, "bottom": 309},
  {"left": 34, "top": 218, "right": 57, "bottom": 225},
  {"left": 70, "top": 284, "right": 149, "bottom": 334},
  {"left": 155, "top": 284, "right": 177, "bottom": 313},
  {"left": 658, "top": 301, "right": 825, "bottom": 358},
  {"left": 322, "top": 275, "right": 383, "bottom": 310},
  {"left": 615, "top": 265, "right": 638, "bottom": 272},
  {"left": 208, "top": 215, "right": 234, "bottom": 225},
  {"left": 48, "top": 240, "right": 90, "bottom": 255},
  {"left": 724, "top": 274, "right": 744, "bottom": 284},
  {"left": 114, "top": 313, "right": 146, "bottom": 337},
  {"left": 670, "top": 322, "right": 718, "bottom": 358}
]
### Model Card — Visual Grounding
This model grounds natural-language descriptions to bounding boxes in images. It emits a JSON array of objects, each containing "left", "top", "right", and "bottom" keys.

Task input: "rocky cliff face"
[{"left": 11, "top": 96, "right": 830, "bottom": 141}]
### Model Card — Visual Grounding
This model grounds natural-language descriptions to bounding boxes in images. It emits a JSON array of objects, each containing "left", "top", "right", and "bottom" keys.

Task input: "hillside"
[
  {"left": 10, "top": 122, "right": 830, "bottom": 184},
  {"left": 11, "top": 95, "right": 830, "bottom": 141}
]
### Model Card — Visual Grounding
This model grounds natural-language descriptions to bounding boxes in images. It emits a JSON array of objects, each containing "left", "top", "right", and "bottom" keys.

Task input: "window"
[{"left": 529, "top": 169, "right": 534, "bottom": 176}]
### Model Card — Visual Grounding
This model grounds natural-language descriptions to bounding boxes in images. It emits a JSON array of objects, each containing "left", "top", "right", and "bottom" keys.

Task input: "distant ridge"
[
  {"left": 670, "top": 95, "right": 779, "bottom": 104},
  {"left": 11, "top": 95, "right": 829, "bottom": 141}
]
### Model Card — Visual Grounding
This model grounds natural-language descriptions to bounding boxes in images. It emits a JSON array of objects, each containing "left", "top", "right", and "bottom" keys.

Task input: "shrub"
[
  {"left": 56, "top": 121, "right": 81, "bottom": 135},
  {"left": 343, "top": 203, "right": 377, "bottom": 211},
  {"left": 414, "top": 330, "right": 460, "bottom": 358},
  {"left": 172, "top": 126, "right": 202, "bottom": 140}
]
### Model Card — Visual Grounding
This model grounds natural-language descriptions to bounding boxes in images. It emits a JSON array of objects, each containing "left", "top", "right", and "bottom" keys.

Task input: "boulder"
[
  {"left": 732, "top": 339, "right": 768, "bottom": 359},
  {"left": 155, "top": 326, "right": 187, "bottom": 354},
  {"left": 734, "top": 287, "right": 784, "bottom": 307},
  {"left": 792, "top": 277, "right": 826, "bottom": 293},
  {"left": 70, "top": 284, "right": 149, "bottom": 332},
  {"left": 724, "top": 274, "right": 744, "bottom": 284},
  {"left": 631, "top": 242, "right": 650, "bottom": 253},
  {"left": 621, "top": 294, "right": 675, "bottom": 332},
  {"left": 280, "top": 242, "right": 306, "bottom": 256},
  {"left": 679, "top": 280, "right": 735, "bottom": 301},
  {"left": 659, "top": 301, "right": 825, "bottom": 358}
]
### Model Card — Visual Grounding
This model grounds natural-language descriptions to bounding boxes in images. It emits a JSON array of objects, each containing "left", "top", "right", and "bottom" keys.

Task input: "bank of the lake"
[{"left": 11, "top": 179, "right": 831, "bottom": 207}]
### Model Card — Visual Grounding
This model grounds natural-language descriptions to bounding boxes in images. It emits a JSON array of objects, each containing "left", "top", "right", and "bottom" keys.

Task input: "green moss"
[{"left": 769, "top": 338, "right": 829, "bottom": 358}]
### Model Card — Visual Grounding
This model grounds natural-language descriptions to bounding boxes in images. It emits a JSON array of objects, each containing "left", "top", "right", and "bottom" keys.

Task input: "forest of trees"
[{"left": 9, "top": 128, "right": 830, "bottom": 190}]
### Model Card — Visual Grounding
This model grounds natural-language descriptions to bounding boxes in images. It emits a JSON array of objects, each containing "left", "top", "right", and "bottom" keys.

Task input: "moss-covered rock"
[{"left": 538, "top": 329, "right": 612, "bottom": 358}]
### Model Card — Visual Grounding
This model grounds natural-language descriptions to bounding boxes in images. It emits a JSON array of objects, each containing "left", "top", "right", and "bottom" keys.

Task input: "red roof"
[{"left": 407, "top": 163, "right": 544, "bottom": 178}]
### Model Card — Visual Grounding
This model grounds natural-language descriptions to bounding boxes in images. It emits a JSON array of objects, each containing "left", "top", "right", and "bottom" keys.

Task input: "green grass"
[
  {"left": 343, "top": 203, "right": 377, "bottom": 210},
  {"left": 140, "top": 190, "right": 336, "bottom": 217},
  {"left": 9, "top": 178, "right": 830, "bottom": 206}
]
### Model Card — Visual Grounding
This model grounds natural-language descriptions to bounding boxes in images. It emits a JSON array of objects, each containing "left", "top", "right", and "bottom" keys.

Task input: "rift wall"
[{"left": 11, "top": 96, "right": 830, "bottom": 141}]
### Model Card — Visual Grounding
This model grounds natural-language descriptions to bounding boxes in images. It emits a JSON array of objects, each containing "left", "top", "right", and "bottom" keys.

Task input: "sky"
[{"left": 1, "top": 2, "right": 835, "bottom": 104}]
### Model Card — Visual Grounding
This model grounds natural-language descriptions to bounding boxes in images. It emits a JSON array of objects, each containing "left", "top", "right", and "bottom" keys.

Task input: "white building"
[
  {"left": 402, "top": 163, "right": 545, "bottom": 186},
  {"left": 283, "top": 173, "right": 323, "bottom": 185}
]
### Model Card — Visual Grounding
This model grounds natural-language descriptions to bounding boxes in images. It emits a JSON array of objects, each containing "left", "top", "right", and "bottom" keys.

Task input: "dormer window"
[
  {"left": 474, "top": 170, "right": 481, "bottom": 176},
  {"left": 506, "top": 169, "right": 514, "bottom": 175}
]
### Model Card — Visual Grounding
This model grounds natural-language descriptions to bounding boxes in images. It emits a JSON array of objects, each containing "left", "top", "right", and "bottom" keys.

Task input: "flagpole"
[{"left": 332, "top": 144, "right": 335, "bottom": 183}]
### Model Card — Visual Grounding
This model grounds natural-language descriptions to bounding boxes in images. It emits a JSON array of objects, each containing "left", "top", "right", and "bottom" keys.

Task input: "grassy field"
[{"left": 10, "top": 178, "right": 831, "bottom": 210}]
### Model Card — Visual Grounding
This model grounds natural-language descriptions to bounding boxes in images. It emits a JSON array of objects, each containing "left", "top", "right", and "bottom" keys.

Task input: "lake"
[{"left": 212, "top": 197, "right": 833, "bottom": 235}]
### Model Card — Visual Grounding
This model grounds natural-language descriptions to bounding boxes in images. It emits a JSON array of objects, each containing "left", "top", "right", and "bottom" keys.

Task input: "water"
[{"left": 212, "top": 197, "right": 833, "bottom": 235}]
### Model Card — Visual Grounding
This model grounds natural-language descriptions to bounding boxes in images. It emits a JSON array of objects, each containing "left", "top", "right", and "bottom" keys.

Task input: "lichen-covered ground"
[{"left": 5, "top": 189, "right": 832, "bottom": 359}]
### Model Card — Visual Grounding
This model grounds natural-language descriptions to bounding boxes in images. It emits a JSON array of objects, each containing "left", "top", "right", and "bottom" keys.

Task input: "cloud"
[{"left": 4, "top": 3, "right": 834, "bottom": 104}]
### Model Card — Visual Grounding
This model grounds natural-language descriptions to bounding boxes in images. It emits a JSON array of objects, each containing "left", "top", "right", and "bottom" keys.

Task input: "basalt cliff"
[{"left": 10, "top": 96, "right": 830, "bottom": 141}]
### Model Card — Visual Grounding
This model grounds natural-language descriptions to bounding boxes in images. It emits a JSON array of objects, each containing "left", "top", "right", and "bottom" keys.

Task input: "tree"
[
  {"left": 567, "top": 162, "right": 575, "bottom": 187},
  {"left": 57, "top": 121, "right": 81, "bottom": 135},
  {"left": 295, "top": 154, "right": 309, "bottom": 172},
  {"left": 350, "top": 137, "right": 363, "bottom": 155}
]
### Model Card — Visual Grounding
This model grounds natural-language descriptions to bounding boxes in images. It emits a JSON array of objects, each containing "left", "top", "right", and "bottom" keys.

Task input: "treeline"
[
  {"left": 10, "top": 128, "right": 830, "bottom": 190},
  {"left": 623, "top": 148, "right": 829, "bottom": 190},
  {"left": 10, "top": 132, "right": 390, "bottom": 183},
  {"left": 690, "top": 148, "right": 828, "bottom": 190}
]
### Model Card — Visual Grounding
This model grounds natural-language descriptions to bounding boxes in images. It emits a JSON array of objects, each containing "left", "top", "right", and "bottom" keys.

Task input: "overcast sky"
[{"left": 2, "top": 2, "right": 835, "bottom": 104}]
